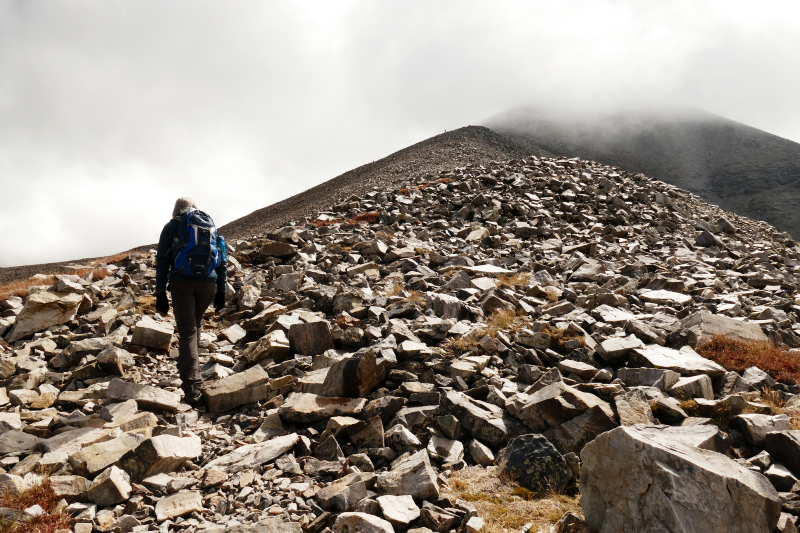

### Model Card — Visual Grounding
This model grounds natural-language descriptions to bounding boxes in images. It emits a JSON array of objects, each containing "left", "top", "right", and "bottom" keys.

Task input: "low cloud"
[{"left": 2, "top": 0, "right": 799, "bottom": 266}]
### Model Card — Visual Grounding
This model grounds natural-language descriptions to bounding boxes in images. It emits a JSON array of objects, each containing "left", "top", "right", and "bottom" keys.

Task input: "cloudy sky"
[{"left": 2, "top": 0, "right": 799, "bottom": 267}]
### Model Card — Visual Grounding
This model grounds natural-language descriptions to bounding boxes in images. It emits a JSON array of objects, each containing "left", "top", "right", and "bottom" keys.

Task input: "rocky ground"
[{"left": 2, "top": 155, "right": 800, "bottom": 533}]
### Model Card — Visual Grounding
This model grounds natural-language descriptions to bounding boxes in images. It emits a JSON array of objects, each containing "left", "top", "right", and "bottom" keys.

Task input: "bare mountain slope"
[
  {"left": 0, "top": 126, "right": 550, "bottom": 283},
  {"left": 218, "top": 125, "right": 551, "bottom": 240},
  {"left": 487, "top": 106, "right": 800, "bottom": 239}
]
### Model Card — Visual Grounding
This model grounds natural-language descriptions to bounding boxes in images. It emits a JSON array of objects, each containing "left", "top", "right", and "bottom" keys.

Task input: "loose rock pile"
[{"left": 3, "top": 155, "right": 800, "bottom": 533}]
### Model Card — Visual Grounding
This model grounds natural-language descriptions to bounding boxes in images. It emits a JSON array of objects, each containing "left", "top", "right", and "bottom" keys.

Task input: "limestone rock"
[
  {"left": 678, "top": 311, "right": 769, "bottom": 347},
  {"left": 580, "top": 425, "right": 780, "bottom": 532},
  {"left": 6, "top": 292, "right": 83, "bottom": 342},
  {"left": 289, "top": 321, "right": 335, "bottom": 356},
  {"left": 377, "top": 449, "right": 439, "bottom": 500},
  {"left": 333, "top": 512, "right": 395, "bottom": 533},
  {"left": 130, "top": 316, "right": 174, "bottom": 350},
  {"left": 154, "top": 490, "right": 203, "bottom": 522},
  {"left": 107, "top": 378, "right": 181, "bottom": 411},
  {"left": 204, "top": 365, "right": 273, "bottom": 413},
  {"left": 88, "top": 465, "right": 132, "bottom": 506}
]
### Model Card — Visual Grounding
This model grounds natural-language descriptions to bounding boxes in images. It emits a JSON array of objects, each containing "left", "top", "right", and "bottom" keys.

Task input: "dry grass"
[
  {"left": 441, "top": 310, "right": 525, "bottom": 355},
  {"left": 89, "top": 251, "right": 130, "bottom": 266},
  {"left": 543, "top": 325, "right": 585, "bottom": 353},
  {"left": 0, "top": 268, "right": 110, "bottom": 301},
  {"left": 696, "top": 335, "right": 800, "bottom": 383},
  {"left": 406, "top": 290, "right": 427, "bottom": 309},
  {"left": 314, "top": 212, "right": 380, "bottom": 228},
  {"left": 448, "top": 466, "right": 581, "bottom": 533},
  {"left": 437, "top": 177, "right": 453, "bottom": 184},
  {"left": 497, "top": 272, "right": 531, "bottom": 289},
  {"left": 678, "top": 399, "right": 699, "bottom": 417},
  {"left": 398, "top": 188, "right": 410, "bottom": 194},
  {"left": 0, "top": 479, "right": 71, "bottom": 533},
  {"left": 757, "top": 389, "right": 800, "bottom": 430}
]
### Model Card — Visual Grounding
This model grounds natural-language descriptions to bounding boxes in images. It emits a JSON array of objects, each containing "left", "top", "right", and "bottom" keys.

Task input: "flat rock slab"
[
  {"left": 679, "top": 311, "right": 769, "bottom": 347},
  {"left": 333, "top": 512, "right": 394, "bottom": 533},
  {"left": 278, "top": 393, "right": 367, "bottom": 424},
  {"left": 155, "top": 490, "right": 203, "bottom": 522},
  {"left": 204, "top": 518, "right": 302, "bottom": 533},
  {"left": 119, "top": 434, "right": 202, "bottom": 482},
  {"left": 442, "top": 390, "right": 526, "bottom": 447},
  {"left": 462, "top": 265, "right": 515, "bottom": 277},
  {"left": 0, "top": 430, "right": 39, "bottom": 455},
  {"left": 204, "top": 365, "right": 272, "bottom": 413},
  {"left": 6, "top": 292, "right": 83, "bottom": 342},
  {"left": 107, "top": 378, "right": 180, "bottom": 412},
  {"left": 376, "top": 449, "right": 439, "bottom": 500},
  {"left": 581, "top": 425, "right": 780, "bottom": 533},
  {"left": 629, "top": 345, "right": 726, "bottom": 377},
  {"left": 130, "top": 316, "right": 174, "bottom": 351},
  {"left": 289, "top": 321, "right": 335, "bottom": 357},
  {"left": 639, "top": 289, "right": 693, "bottom": 306},
  {"left": 69, "top": 433, "right": 147, "bottom": 477},
  {"left": 206, "top": 433, "right": 299, "bottom": 471}
]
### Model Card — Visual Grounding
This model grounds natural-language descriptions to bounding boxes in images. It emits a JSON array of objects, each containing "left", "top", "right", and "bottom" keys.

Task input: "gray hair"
[{"left": 172, "top": 197, "right": 197, "bottom": 217}]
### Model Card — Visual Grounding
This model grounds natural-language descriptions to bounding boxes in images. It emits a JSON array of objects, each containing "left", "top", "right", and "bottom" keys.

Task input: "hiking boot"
[{"left": 184, "top": 387, "right": 204, "bottom": 408}]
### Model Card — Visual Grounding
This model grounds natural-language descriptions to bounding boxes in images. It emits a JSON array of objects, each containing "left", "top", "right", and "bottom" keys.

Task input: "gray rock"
[
  {"left": 204, "top": 365, "right": 273, "bottom": 413},
  {"left": 130, "top": 316, "right": 174, "bottom": 350},
  {"left": 118, "top": 434, "right": 202, "bottom": 482},
  {"left": 669, "top": 374, "right": 714, "bottom": 400},
  {"left": 377, "top": 494, "right": 420, "bottom": 529},
  {"left": 333, "top": 512, "right": 395, "bottom": 533},
  {"left": 734, "top": 414, "right": 792, "bottom": 447},
  {"left": 106, "top": 378, "right": 180, "bottom": 412},
  {"left": 88, "top": 465, "right": 132, "bottom": 506},
  {"left": 206, "top": 433, "right": 299, "bottom": 471},
  {"left": 5, "top": 292, "right": 83, "bottom": 342},
  {"left": 377, "top": 449, "right": 439, "bottom": 500},
  {"left": 279, "top": 393, "right": 367, "bottom": 424},
  {"left": 242, "top": 330, "right": 291, "bottom": 364},
  {"left": 319, "top": 349, "right": 385, "bottom": 398},
  {"left": 317, "top": 473, "right": 368, "bottom": 512},
  {"left": 289, "top": 321, "right": 335, "bottom": 357},
  {"left": 614, "top": 389, "right": 657, "bottom": 426},
  {"left": 629, "top": 345, "right": 726, "bottom": 377},
  {"left": 443, "top": 390, "right": 527, "bottom": 447},
  {"left": 580, "top": 425, "right": 780, "bottom": 533},
  {"left": 678, "top": 311, "right": 769, "bottom": 347},
  {"left": 765, "top": 431, "right": 800, "bottom": 476},
  {"left": 496, "top": 434, "right": 570, "bottom": 494},
  {"left": 154, "top": 491, "right": 203, "bottom": 522}
]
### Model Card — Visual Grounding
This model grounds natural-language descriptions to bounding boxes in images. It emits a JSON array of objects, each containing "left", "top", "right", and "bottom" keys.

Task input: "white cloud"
[{"left": 1, "top": 0, "right": 799, "bottom": 266}]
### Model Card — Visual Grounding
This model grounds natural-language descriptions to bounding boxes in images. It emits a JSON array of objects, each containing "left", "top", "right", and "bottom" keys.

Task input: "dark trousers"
[{"left": 170, "top": 279, "right": 216, "bottom": 394}]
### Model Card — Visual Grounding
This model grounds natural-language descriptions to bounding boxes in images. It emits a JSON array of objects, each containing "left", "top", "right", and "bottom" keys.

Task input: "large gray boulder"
[
  {"left": 496, "top": 434, "right": 571, "bottom": 494},
  {"left": 580, "top": 425, "right": 780, "bottom": 533},
  {"left": 678, "top": 311, "right": 769, "bottom": 346},
  {"left": 5, "top": 292, "right": 83, "bottom": 342}
]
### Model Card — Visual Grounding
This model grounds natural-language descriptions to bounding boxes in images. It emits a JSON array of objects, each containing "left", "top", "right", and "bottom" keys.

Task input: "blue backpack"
[{"left": 172, "top": 210, "right": 226, "bottom": 277}]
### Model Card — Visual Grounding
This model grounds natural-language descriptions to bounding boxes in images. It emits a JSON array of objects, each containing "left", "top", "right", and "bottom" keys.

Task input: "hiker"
[{"left": 155, "top": 197, "right": 227, "bottom": 406}]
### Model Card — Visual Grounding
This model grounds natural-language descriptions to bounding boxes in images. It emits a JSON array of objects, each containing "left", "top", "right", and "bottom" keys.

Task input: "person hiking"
[{"left": 155, "top": 197, "right": 227, "bottom": 406}]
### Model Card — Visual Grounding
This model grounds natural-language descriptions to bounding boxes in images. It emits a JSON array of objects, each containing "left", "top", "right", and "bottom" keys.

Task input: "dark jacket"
[{"left": 155, "top": 217, "right": 227, "bottom": 294}]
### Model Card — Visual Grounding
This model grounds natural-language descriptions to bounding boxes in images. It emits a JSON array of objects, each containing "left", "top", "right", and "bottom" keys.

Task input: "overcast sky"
[{"left": 2, "top": 0, "right": 799, "bottom": 267}]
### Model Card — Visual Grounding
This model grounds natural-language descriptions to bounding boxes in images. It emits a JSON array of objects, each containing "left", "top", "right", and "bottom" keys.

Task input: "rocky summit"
[{"left": 3, "top": 154, "right": 800, "bottom": 533}]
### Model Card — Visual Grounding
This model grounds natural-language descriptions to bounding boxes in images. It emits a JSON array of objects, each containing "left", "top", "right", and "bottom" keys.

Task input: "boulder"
[
  {"left": 377, "top": 449, "right": 439, "bottom": 500},
  {"left": 88, "top": 465, "right": 132, "bottom": 506},
  {"left": 629, "top": 345, "right": 726, "bottom": 377},
  {"left": 130, "top": 316, "right": 174, "bottom": 350},
  {"left": 119, "top": 434, "right": 202, "bottom": 482},
  {"left": 442, "top": 390, "right": 527, "bottom": 447},
  {"left": 614, "top": 389, "right": 657, "bottom": 426},
  {"left": 318, "top": 350, "right": 385, "bottom": 398},
  {"left": 496, "top": 434, "right": 571, "bottom": 494},
  {"left": 206, "top": 433, "right": 299, "bottom": 471},
  {"left": 764, "top": 431, "right": 800, "bottom": 476},
  {"left": 204, "top": 365, "right": 273, "bottom": 413},
  {"left": 278, "top": 393, "right": 366, "bottom": 424},
  {"left": 242, "top": 330, "right": 291, "bottom": 364},
  {"left": 154, "top": 491, "right": 203, "bottom": 522},
  {"left": 580, "top": 425, "right": 780, "bottom": 532},
  {"left": 333, "top": 512, "right": 395, "bottom": 533},
  {"left": 289, "top": 321, "right": 335, "bottom": 356},
  {"left": 316, "top": 473, "right": 368, "bottom": 512},
  {"left": 107, "top": 378, "right": 180, "bottom": 412},
  {"left": 50, "top": 475, "right": 90, "bottom": 500},
  {"left": 377, "top": 494, "right": 420, "bottom": 529},
  {"left": 678, "top": 311, "right": 769, "bottom": 347},
  {"left": 734, "top": 414, "right": 792, "bottom": 447},
  {"left": 5, "top": 292, "right": 83, "bottom": 342}
]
